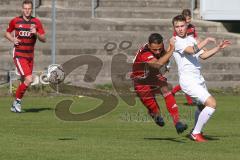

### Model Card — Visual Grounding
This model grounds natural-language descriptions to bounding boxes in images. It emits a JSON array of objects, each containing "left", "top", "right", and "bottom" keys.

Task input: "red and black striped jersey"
[{"left": 6, "top": 16, "right": 45, "bottom": 58}]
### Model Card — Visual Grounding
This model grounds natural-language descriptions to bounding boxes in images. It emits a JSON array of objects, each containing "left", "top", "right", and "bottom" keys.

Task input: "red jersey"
[
  {"left": 131, "top": 44, "right": 166, "bottom": 82},
  {"left": 173, "top": 23, "right": 198, "bottom": 38},
  {"left": 6, "top": 16, "right": 45, "bottom": 58}
]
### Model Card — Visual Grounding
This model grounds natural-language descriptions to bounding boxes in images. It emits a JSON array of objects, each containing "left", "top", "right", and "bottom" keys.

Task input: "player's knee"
[
  {"left": 160, "top": 86, "right": 170, "bottom": 94},
  {"left": 204, "top": 96, "right": 217, "bottom": 109},
  {"left": 24, "top": 76, "right": 33, "bottom": 86},
  {"left": 210, "top": 97, "right": 217, "bottom": 108}
]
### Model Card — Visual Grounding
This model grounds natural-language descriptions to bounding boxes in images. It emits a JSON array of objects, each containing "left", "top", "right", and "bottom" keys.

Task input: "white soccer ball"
[{"left": 47, "top": 64, "right": 65, "bottom": 84}]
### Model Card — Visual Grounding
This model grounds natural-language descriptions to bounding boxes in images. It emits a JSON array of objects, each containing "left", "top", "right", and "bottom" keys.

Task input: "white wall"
[{"left": 200, "top": 0, "right": 240, "bottom": 20}]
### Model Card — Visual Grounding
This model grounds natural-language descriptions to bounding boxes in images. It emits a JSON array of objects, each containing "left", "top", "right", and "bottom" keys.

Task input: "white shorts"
[{"left": 179, "top": 74, "right": 211, "bottom": 105}]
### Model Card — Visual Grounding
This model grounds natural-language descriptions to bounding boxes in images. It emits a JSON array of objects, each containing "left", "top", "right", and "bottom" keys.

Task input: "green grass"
[{"left": 0, "top": 95, "right": 240, "bottom": 160}]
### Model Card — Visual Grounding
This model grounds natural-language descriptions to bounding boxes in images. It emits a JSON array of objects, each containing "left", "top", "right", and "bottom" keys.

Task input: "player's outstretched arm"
[
  {"left": 200, "top": 40, "right": 231, "bottom": 60},
  {"left": 184, "top": 37, "right": 216, "bottom": 54}
]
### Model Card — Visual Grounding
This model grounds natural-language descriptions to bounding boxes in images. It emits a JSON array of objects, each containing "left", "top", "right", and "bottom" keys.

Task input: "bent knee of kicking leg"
[{"left": 204, "top": 96, "right": 217, "bottom": 109}]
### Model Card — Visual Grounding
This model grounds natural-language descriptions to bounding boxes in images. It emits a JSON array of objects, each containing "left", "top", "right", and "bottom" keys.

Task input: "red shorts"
[
  {"left": 134, "top": 76, "right": 168, "bottom": 95},
  {"left": 13, "top": 57, "right": 34, "bottom": 77},
  {"left": 133, "top": 77, "right": 168, "bottom": 114}
]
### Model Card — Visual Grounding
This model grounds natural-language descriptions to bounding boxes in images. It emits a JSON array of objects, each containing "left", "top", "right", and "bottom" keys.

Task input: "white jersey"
[
  {"left": 173, "top": 36, "right": 203, "bottom": 77},
  {"left": 173, "top": 36, "right": 210, "bottom": 104}
]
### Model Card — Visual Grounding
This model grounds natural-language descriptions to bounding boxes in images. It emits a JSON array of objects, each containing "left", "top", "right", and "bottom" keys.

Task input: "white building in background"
[{"left": 200, "top": 0, "right": 240, "bottom": 20}]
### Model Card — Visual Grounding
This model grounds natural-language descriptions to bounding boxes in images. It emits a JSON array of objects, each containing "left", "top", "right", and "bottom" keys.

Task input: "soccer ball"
[{"left": 47, "top": 64, "right": 65, "bottom": 84}]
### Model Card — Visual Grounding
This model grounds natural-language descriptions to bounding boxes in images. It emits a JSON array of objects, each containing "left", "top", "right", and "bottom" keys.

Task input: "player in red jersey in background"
[
  {"left": 172, "top": 9, "right": 197, "bottom": 105},
  {"left": 131, "top": 33, "right": 187, "bottom": 134},
  {"left": 5, "top": 0, "right": 46, "bottom": 113}
]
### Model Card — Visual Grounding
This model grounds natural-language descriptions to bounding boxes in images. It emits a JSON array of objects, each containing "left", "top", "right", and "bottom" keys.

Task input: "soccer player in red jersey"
[
  {"left": 172, "top": 9, "right": 197, "bottom": 105},
  {"left": 131, "top": 33, "right": 187, "bottom": 134},
  {"left": 5, "top": 0, "right": 46, "bottom": 113}
]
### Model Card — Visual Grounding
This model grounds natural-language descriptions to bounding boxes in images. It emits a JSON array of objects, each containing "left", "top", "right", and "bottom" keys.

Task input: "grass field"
[{"left": 0, "top": 94, "right": 240, "bottom": 160}]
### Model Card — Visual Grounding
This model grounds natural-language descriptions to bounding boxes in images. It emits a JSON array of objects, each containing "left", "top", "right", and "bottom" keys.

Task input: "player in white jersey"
[{"left": 172, "top": 15, "right": 231, "bottom": 142}]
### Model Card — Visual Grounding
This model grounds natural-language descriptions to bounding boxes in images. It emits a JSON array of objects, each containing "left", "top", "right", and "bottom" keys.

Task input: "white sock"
[
  {"left": 192, "top": 106, "right": 215, "bottom": 134},
  {"left": 194, "top": 108, "right": 201, "bottom": 127}
]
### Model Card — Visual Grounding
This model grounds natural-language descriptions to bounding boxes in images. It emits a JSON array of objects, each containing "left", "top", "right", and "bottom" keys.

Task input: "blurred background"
[{"left": 0, "top": 0, "right": 240, "bottom": 94}]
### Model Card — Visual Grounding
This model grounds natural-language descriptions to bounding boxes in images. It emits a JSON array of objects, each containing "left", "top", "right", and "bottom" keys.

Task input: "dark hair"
[
  {"left": 172, "top": 15, "right": 186, "bottom": 25},
  {"left": 182, "top": 9, "right": 191, "bottom": 17},
  {"left": 22, "top": 0, "right": 33, "bottom": 8},
  {"left": 148, "top": 33, "right": 163, "bottom": 44}
]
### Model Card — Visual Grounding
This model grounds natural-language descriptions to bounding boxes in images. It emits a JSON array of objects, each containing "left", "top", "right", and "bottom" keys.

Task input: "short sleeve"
[
  {"left": 6, "top": 18, "right": 16, "bottom": 33},
  {"left": 141, "top": 52, "right": 156, "bottom": 62},
  {"left": 175, "top": 41, "right": 193, "bottom": 54},
  {"left": 35, "top": 18, "right": 45, "bottom": 35}
]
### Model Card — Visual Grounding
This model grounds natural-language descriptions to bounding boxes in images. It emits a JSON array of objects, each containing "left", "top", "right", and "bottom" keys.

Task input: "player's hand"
[
  {"left": 13, "top": 36, "right": 21, "bottom": 45},
  {"left": 218, "top": 40, "right": 231, "bottom": 49},
  {"left": 30, "top": 25, "right": 37, "bottom": 35}
]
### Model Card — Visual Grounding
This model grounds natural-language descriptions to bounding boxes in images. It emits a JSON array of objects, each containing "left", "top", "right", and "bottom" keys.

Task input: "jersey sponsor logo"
[
  {"left": 147, "top": 55, "right": 154, "bottom": 59},
  {"left": 19, "top": 31, "right": 31, "bottom": 37}
]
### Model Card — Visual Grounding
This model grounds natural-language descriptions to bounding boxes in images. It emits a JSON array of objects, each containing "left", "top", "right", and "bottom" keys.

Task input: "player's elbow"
[
  {"left": 157, "top": 62, "right": 164, "bottom": 69},
  {"left": 200, "top": 54, "right": 208, "bottom": 60},
  {"left": 4, "top": 32, "right": 10, "bottom": 39},
  {"left": 148, "top": 62, "right": 162, "bottom": 69},
  {"left": 186, "top": 50, "right": 195, "bottom": 55},
  {"left": 38, "top": 34, "right": 46, "bottom": 43},
  {"left": 184, "top": 47, "right": 195, "bottom": 55},
  {"left": 40, "top": 38, "right": 46, "bottom": 43}
]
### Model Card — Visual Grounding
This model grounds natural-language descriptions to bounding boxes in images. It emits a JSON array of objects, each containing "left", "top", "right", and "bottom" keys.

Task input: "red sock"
[
  {"left": 172, "top": 85, "right": 181, "bottom": 94},
  {"left": 185, "top": 94, "right": 193, "bottom": 105},
  {"left": 141, "top": 97, "right": 160, "bottom": 115},
  {"left": 163, "top": 92, "right": 179, "bottom": 125},
  {"left": 15, "top": 83, "right": 28, "bottom": 99}
]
